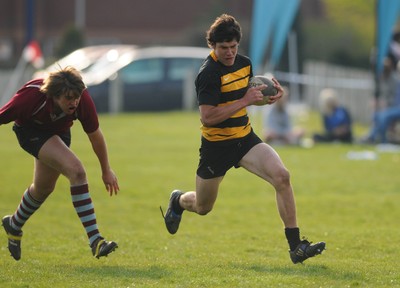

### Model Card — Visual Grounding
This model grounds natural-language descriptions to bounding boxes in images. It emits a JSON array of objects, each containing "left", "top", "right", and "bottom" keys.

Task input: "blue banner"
[
  {"left": 269, "top": 0, "right": 300, "bottom": 70},
  {"left": 376, "top": 0, "right": 400, "bottom": 75},
  {"left": 250, "top": 0, "right": 300, "bottom": 73},
  {"left": 250, "top": 0, "right": 280, "bottom": 73}
]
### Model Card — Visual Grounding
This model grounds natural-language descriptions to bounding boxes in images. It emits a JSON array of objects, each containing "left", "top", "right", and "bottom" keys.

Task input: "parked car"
[
  {"left": 35, "top": 45, "right": 211, "bottom": 112},
  {"left": 33, "top": 44, "right": 137, "bottom": 79},
  {"left": 84, "top": 46, "right": 210, "bottom": 112}
]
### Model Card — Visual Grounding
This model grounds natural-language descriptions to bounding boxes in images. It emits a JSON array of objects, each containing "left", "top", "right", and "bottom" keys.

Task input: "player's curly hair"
[
  {"left": 40, "top": 66, "right": 86, "bottom": 99},
  {"left": 206, "top": 14, "right": 242, "bottom": 48}
]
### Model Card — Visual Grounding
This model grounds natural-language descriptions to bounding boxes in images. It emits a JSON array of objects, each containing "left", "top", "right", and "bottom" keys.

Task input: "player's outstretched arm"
[{"left": 87, "top": 128, "right": 119, "bottom": 196}]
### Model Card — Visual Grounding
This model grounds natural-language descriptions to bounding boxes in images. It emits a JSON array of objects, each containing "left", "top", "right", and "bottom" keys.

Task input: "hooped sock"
[
  {"left": 71, "top": 184, "right": 101, "bottom": 246},
  {"left": 11, "top": 188, "right": 44, "bottom": 232}
]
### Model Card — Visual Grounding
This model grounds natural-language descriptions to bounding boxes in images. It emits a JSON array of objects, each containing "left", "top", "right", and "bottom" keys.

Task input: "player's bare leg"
[
  {"left": 239, "top": 142, "right": 325, "bottom": 263},
  {"left": 161, "top": 176, "right": 222, "bottom": 234},
  {"left": 239, "top": 143, "right": 297, "bottom": 227},
  {"left": 39, "top": 136, "right": 117, "bottom": 258},
  {"left": 37, "top": 135, "right": 87, "bottom": 187},
  {"left": 180, "top": 176, "right": 223, "bottom": 215},
  {"left": 2, "top": 139, "right": 61, "bottom": 260}
]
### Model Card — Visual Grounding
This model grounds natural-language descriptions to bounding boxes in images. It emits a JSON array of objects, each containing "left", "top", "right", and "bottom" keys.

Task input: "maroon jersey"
[{"left": 0, "top": 79, "right": 99, "bottom": 134}]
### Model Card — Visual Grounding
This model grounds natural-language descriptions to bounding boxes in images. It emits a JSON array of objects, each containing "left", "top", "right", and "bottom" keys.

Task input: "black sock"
[
  {"left": 285, "top": 227, "right": 301, "bottom": 251},
  {"left": 172, "top": 194, "right": 184, "bottom": 215}
]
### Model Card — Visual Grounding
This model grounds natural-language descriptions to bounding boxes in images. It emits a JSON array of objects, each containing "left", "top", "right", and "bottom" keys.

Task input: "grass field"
[{"left": 0, "top": 111, "right": 399, "bottom": 288}]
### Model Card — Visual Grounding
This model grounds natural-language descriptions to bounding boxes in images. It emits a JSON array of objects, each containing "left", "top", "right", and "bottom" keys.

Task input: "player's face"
[
  {"left": 54, "top": 93, "right": 81, "bottom": 115},
  {"left": 213, "top": 41, "right": 239, "bottom": 66}
]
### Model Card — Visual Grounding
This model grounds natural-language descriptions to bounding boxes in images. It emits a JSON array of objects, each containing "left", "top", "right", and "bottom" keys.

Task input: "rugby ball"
[{"left": 248, "top": 75, "right": 278, "bottom": 106}]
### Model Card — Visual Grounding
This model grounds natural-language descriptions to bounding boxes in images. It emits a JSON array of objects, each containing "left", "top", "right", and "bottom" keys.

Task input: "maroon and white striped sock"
[
  {"left": 11, "top": 188, "right": 43, "bottom": 232},
  {"left": 71, "top": 184, "right": 101, "bottom": 246}
]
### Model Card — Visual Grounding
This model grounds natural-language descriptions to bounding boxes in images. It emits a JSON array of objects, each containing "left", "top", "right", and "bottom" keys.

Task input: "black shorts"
[
  {"left": 197, "top": 130, "right": 263, "bottom": 179},
  {"left": 13, "top": 124, "right": 71, "bottom": 159}
]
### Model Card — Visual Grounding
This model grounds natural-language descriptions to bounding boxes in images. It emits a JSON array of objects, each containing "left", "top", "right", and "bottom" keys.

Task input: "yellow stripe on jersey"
[
  {"left": 200, "top": 51, "right": 252, "bottom": 142},
  {"left": 202, "top": 123, "right": 251, "bottom": 142},
  {"left": 220, "top": 66, "right": 251, "bottom": 93},
  {"left": 218, "top": 101, "right": 248, "bottom": 118}
]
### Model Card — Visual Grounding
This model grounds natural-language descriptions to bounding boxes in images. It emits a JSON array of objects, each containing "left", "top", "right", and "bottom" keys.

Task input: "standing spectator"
[{"left": 313, "top": 88, "right": 353, "bottom": 143}]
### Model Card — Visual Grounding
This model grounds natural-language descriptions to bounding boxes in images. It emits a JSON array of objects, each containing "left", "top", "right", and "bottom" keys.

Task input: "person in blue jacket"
[{"left": 313, "top": 88, "right": 353, "bottom": 143}]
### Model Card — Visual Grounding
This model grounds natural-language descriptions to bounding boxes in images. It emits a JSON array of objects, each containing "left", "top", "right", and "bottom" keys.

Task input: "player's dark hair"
[
  {"left": 40, "top": 66, "right": 86, "bottom": 99},
  {"left": 206, "top": 14, "right": 242, "bottom": 48}
]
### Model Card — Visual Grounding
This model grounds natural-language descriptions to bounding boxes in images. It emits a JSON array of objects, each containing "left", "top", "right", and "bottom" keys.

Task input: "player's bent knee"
[
  {"left": 67, "top": 164, "right": 87, "bottom": 183},
  {"left": 273, "top": 167, "right": 291, "bottom": 188},
  {"left": 196, "top": 205, "right": 213, "bottom": 215}
]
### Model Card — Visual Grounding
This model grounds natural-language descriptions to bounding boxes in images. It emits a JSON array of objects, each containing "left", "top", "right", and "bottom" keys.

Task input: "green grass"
[{"left": 0, "top": 111, "right": 399, "bottom": 288}]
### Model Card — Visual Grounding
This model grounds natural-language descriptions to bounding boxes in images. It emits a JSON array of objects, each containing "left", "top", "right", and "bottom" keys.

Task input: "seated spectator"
[
  {"left": 313, "top": 88, "right": 353, "bottom": 143},
  {"left": 361, "top": 56, "right": 400, "bottom": 144},
  {"left": 263, "top": 87, "right": 305, "bottom": 145},
  {"left": 376, "top": 106, "right": 400, "bottom": 143}
]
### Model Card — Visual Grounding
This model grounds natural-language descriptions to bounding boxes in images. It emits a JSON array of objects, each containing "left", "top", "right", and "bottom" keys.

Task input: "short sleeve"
[
  {"left": 196, "top": 70, "right": 221, "bottom": 106},
  {"left": 77, "top": 90, "right": 99, "bottom": 133}
]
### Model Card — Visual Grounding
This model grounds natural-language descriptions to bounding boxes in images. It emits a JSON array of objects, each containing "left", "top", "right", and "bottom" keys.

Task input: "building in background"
[{"left": 0, "top": 0, "right": 253, "bottom": 67}]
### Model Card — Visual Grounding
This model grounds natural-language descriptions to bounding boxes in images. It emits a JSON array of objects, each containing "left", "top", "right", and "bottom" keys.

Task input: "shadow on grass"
[
  {"left": 240, "top": 263, "right": 363, "bottom": 282},
  {"left": 71, "top": 265, "right": 171, "bottom": 280}
]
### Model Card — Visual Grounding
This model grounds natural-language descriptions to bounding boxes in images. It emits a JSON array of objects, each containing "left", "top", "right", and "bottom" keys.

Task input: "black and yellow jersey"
[{"left": 195, "top": 50, "right": 252, "bottom": 142}]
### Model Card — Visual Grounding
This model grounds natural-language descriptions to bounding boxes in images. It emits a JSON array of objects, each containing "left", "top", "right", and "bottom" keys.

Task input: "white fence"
[{"left": 275, "top": 60, "right": 375, "bottom": 124}]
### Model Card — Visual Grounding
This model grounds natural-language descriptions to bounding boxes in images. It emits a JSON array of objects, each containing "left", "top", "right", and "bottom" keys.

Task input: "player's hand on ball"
[
  {"left": 267, "top": 78, "right": 284, "bottom": 105},
  {"left": 248, "top": 75, "right": 281, "bottom": 106},
  {"left": 245, "top": 84, "right": 268, "bottom": 106}
]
